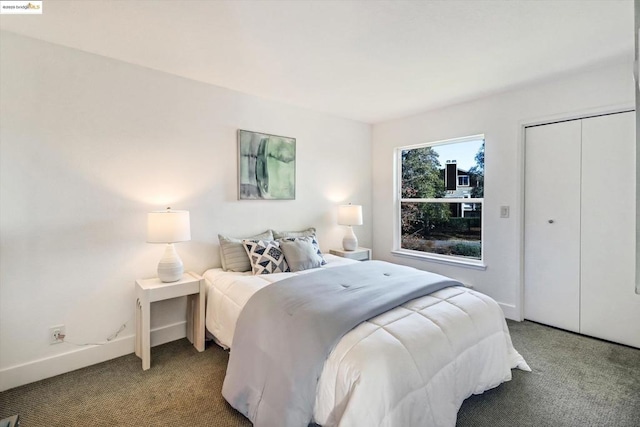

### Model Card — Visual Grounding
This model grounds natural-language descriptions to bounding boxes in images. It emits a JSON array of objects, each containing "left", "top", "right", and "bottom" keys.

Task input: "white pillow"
[
  {"left": 218, "top": 230, "right": 273, "bottom": 272},
  {"left": 243, "top": 239, "right": 290, "bottom": 275},
  {"left": 272, "top": 227, "right": 317, "bottom": 239}
]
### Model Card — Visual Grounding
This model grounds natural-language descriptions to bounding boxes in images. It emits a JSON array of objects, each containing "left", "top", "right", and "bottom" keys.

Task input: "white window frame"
[
  {"left": 392, "top": 134, "right": 486, "bottom": 270},
  {"left": 458, "top": 175, "right": 469, "bottom": 187}
]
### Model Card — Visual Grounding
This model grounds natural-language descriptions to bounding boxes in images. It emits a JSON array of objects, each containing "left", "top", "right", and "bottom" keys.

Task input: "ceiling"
[{"left": 0, "top": 0, "right": 634, "bottom": 123}]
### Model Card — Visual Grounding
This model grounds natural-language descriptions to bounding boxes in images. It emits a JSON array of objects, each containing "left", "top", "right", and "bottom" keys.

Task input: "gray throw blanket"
[{"left": 222, "top": 261, "right": 461, "bottom": 427}]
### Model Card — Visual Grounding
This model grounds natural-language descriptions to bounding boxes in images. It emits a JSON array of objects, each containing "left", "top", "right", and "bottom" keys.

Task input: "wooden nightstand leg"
[
  {"left": 135, "top": 299, "right": 141, "bottom": 358},
  {"left": 186, "top": 294, "right": 194, "bottom": 345},
  {"left": 186, "top": 291, "right": 205, "bottom": 352},
  {"left": 194, "top": 282, "right": 205, "bottom": 352},
  {"left": 141, "top": 298, "right": 151, "bottom": 370}
]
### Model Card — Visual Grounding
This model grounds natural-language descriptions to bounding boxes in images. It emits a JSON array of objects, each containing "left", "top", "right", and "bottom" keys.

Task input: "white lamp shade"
[
  {"left": 147, "top": 209, "right": 191, "bottom": 243},
  {"left": 337, "top": 204, "right": 363, "bottom": 226}
]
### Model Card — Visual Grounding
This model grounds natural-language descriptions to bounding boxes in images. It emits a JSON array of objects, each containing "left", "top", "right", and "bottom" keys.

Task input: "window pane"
[
  {"left": 400, "top": 202, "right": 482, "bottom": 259},
  {"left": 401, "top": 146, "right": 446, "bottom": 198},
  {"left": 401, "top": 140, "right": 484, "bottom": 199}
]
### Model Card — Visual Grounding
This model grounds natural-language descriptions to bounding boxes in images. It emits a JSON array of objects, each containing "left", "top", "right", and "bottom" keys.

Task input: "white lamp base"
[
  {"left": 157, "top": 243, "right": 184, "bottom": 282},
  {"left": 342, "top": 226, "right": 358, "bottom": 251}
]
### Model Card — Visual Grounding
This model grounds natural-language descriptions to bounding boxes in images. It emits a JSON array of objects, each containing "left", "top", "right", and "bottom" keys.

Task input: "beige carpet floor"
[
  {"left": 1, "top": 320, "right": 639, "bottom": 426},
  {"left": 0, "top": 340, "right": 249, "bottom": 426}
]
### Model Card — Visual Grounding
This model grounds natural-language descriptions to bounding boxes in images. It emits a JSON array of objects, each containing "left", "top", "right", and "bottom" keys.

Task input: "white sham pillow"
[
  {"left": 218, "top": 230, "right": 273, "bottom": 272},
  {"left": 272, "top": 227, "right": 317, "bottom": 239}
]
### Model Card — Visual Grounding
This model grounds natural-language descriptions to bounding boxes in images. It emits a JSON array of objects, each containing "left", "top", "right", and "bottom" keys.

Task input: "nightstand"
[
  {"left": 135, "top": 272, "right": 204, "bottom": 370},
  {"left": 0, "top": 415, "right": 20, "bottom": 427},
  {"left": 329, "top": 247, "right": 371, "bottom": 261}
]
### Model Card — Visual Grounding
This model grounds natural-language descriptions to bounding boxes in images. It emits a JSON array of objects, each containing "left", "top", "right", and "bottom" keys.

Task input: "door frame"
[{"left": 516, "top": 103, "right": 635, "bottom": 321}]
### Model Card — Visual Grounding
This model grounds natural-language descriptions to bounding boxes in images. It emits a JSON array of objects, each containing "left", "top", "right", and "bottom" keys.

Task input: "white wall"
[
  {"left": 372, "top": 56, "right": 635, "bottom": 319},
  {"left": 0, "top": 31, "right": 372, "bottom": 390},
  {"left": 635, "top": 0, "right": 640, "bottom": 296}
]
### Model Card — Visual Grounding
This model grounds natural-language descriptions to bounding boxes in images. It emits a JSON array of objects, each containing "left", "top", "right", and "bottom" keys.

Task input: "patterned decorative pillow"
[
  {"left": 243, "top": 239, "right": 290, "bottom": 275},
  {"left": 279, "top": 234, "right": 327, "bottom": 266}
]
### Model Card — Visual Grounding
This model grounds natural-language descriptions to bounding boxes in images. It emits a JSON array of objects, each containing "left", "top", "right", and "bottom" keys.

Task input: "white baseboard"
[
  {"left": 1, "top": 302, "right": 522, "bottom": 392},
  {"left": 498, "top": 302, "right": 520, "bottom": 321},
  {"left": 0, "top": 321, "right": 187, "bottom": 392}
]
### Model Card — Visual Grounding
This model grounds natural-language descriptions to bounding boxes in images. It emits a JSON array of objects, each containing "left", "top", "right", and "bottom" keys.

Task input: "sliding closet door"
[
  {"left": 581, "top": 111, "right": 640, "bottom": 348},
  {"left": 524, "top": 121, "right": 581, "bottom": 332}
]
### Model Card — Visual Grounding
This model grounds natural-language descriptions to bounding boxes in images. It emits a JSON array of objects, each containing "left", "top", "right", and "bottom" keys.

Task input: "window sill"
[{"left": 391, "top": 249, "right": 487, "bottom": 271}]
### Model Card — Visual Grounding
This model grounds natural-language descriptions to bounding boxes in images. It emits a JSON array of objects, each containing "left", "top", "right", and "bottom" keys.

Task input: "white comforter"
[{"left": 204, "top": 255, "right": 529, "bottom": 427}]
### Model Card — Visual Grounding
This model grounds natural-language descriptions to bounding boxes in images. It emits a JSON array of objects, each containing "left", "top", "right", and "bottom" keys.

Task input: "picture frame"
[{"left": 237, "top": 129, "right": 296, "bottom": 200}]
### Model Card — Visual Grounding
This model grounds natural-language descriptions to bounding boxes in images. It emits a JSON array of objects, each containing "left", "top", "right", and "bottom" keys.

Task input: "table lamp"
[
  {"left": 338, "top": 204, "right": 363, "bottom": 251},
  {"left": 147, "top": 207, "right": 191, "bottom": 282}
]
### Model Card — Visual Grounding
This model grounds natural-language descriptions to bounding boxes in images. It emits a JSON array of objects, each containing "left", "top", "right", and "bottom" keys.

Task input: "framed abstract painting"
[{"left": 238, "top": 129, "right": 296, "bottom": 200}]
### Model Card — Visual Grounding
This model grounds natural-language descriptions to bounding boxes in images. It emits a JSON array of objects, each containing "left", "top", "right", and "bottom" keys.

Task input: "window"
[{"left": 395, "top": 135, "right": 485, "bottom": 265}]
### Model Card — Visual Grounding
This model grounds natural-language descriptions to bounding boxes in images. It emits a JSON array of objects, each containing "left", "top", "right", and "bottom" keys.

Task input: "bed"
[{"left": 204, "top": 254, "right": 529, "bottom": 427}]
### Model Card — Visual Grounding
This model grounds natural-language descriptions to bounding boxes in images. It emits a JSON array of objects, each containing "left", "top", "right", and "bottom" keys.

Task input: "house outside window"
[{"left": 394, "top": 135, "right": 485, "bottom": 265}]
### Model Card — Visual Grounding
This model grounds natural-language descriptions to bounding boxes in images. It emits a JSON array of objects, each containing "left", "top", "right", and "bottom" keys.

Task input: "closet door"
[
  {"left": 524, "top": 120, "right": 581, "bottom": 332},
  {"left": 581, "top": 111, "right": 640, "bottom": 348}
]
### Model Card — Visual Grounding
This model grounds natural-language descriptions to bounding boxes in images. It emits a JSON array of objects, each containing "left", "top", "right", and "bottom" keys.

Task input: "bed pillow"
[
  {"left": 278, "top": 237, "right": 325, "bottom": 272},
  {"left": 272, "top": 227, "right": 317, "bottom": 239},
  {"left": 218, "top": 230, "right": 274, "bottom": 272},
  {"left": 273, "top": 228, "right": 327, "bottom": 265},
  {"left": 243, "top": 239, "right": 290, "bottom": 275}
]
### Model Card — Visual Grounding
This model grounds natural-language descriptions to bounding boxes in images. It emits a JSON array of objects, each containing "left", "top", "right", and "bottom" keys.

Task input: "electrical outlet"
[
  {"left": 500, "top": 205, "right": 510, "bottom": 218},
  {"left": 49, "top": 325, "right": 65, "bottom": 345}
]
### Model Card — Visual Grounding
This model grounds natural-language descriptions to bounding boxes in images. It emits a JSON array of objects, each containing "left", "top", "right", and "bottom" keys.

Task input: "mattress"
[{"left": 204, "top": 255, "right": 529, "bottom": 426}]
